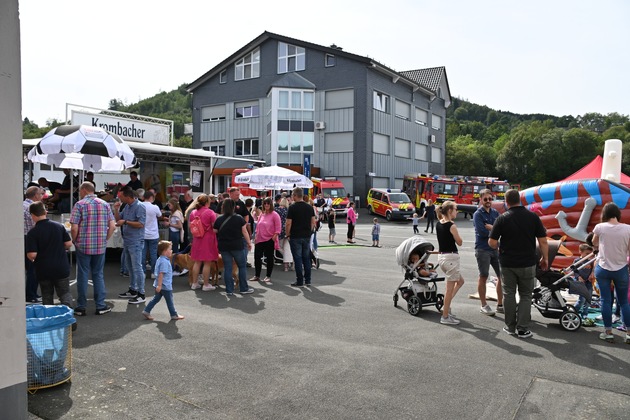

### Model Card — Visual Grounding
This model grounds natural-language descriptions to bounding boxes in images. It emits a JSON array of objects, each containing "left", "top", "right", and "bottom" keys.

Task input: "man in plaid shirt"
[{"left": 70, "top": 182, "right": 116, "bottom": 316}]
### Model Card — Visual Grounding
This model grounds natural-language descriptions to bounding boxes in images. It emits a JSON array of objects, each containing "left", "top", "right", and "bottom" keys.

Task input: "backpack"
[{"left": 189, "top": 216, "right": 206, "bottom": 238}]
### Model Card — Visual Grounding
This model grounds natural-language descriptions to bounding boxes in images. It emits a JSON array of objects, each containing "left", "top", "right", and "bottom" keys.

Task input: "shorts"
[
  {"left": 372, "top": 234, "right": 380, "bottom": 241},
  {"left": 475, "top": 248, "right": 501, "bottom": 278},
  {"left": 329, "top": 228, "right": 336, "bottom": 236},
  {"left": 438, "top": 253, "right": 462, "bottom": 282}
]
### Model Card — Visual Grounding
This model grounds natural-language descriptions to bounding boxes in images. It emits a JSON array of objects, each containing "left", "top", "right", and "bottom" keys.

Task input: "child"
[
  {"left": 571, "top": 243, "right": 594, "bottom": 324},
  {"left": 142, "top": 240, "right": 185, "bottom": 321},
  {"left": 371, "top": 218, "right": 381, "bottom": 247},
  {"left": 412, "top": 213, "right": 419, "bottom": 234},
  {"left": 328, "top": 209, "right": 336, "bottom": 243},
  {"left": 409, "top": 252, "right": 436, "bottom": 278}
]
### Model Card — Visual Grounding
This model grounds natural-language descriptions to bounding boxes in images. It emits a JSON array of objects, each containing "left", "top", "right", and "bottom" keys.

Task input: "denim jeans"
[
  {"left": 500, "top": 265, "right": 536, "bottom": 332},
  {"left": 120, "top": 250, "right": 128, "bottom": 275},
  {"left": 289, "top": 236, "right": 311, "bottom": 285},
  {"left": 144, "top": 289, "right": 178, "bottom": 317},
  {"left": 595, "top": 265, "right": 630, "bottom": 329},
  {"left": 169, "top": 230, "right": 181, "bottom": 253},
  {"left": 572, "top": 282, "right": 592, "bottom": 318},
  {"left": 76, "top": 250, "right": 107, "bottom": 310},
  {"left": 143, "top": 238, "right": 159, "bottom": 274},
  {"left": 221, "top": 249, "right": 248, "bottom": 294},
  {"left": 124, "top": 241, "right": 145, "bottom": 294}
]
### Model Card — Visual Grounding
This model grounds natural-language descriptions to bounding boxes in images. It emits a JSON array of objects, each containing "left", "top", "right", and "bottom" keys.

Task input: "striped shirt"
[
  {"left": 23, "top": 199, "right": 35, "bottom": 235},
  {"left": 70, "top": 194, "right": 115, "bottom": 255}
]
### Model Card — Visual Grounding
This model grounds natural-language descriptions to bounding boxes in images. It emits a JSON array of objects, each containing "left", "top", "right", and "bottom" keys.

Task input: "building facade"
[{"left": 187, "top": 32, "right": 451, "bottom": 202}]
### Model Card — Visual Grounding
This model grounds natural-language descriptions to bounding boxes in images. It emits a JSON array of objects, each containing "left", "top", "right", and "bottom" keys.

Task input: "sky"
[{"left": 19, "top": 0, "right": 630, "bottom": 126}]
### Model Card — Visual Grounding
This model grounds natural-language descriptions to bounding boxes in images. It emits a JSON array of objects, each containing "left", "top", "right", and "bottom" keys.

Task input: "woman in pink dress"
[
  {"left": 347, "top": 202, "right": 357, "bottom": 244},
  {"left": 250, "top": 197, "right": 281, "bottom": 284},
  {"left": 186, "top": 194, "right": 218, "bottom": 291}
]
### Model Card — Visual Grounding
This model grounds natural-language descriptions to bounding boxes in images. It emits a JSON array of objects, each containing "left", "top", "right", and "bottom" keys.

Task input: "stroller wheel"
[
  {"left": 560, "top": 306, "right": 582, "bottom": 331},
  {"left": 435, "top": 294, "right": 444, "bottom": 313},
  {"left": 393, "top": 294, "right": 398, "bottom": 307},
  {"left": 407, "top": 295, "right": 422, "bottom": 316}
]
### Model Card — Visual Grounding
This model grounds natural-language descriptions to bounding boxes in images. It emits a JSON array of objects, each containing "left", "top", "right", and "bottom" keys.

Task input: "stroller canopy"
[{"left": 395, "top": 236, "right": 435, "bottom": 267}]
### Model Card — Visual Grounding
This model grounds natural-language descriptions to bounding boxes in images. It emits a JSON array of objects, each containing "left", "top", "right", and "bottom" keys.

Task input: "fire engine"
[
  {"left": 310, "top": 177, "right": 349, "bottom": 216},
  {"left": 459, "top": 176, "right": 511, "bottom": 206}
]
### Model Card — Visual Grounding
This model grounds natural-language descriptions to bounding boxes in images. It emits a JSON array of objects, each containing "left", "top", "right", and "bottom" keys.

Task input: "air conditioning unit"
[
  {"left": 430, "top": 134, "right": 436, "bottom": 143},
  {"left": 315, "top": 121, "right": 326, "bottom": 130}
]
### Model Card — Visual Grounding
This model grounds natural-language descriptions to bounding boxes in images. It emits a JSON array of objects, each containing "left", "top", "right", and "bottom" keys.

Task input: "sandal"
[
  {"left": 249, "top": 276, "right": 260, "bottom": 282},
  {"left": 262, "top": 277, "right": 272, "bottom": 284}
]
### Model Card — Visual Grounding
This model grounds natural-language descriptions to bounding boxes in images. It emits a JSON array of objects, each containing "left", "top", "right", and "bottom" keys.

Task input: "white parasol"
[{"left": 234, "top": 165, "right": 313, "bottom": 189}]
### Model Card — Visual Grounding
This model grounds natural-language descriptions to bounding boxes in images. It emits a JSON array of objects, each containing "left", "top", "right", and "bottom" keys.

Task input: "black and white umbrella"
[{"left": 27, "top": 125, "right": 137, "bottom": 171}]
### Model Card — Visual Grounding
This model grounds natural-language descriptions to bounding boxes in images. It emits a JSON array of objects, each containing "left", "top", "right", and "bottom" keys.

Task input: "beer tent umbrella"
[
  {"left": 27, "top": 125, "right": 137, "bottom": 172},
  {"left": 234, "top": 165, "right": 313, "bottom": 190}
]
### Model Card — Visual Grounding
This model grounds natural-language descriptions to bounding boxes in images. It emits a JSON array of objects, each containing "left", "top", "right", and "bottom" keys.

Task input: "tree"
[{"left": 496, "top": 121, "right": 551, "bottom": 187}]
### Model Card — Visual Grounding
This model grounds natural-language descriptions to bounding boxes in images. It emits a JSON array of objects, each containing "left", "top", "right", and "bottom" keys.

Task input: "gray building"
[{"left": 187, "top": 31, "right": 451, "bottom": 202}]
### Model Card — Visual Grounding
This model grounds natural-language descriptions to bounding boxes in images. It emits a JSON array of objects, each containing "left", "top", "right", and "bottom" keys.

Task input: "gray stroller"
[{"left": 393, "top": 236, "right": 445, "bottom": 316}]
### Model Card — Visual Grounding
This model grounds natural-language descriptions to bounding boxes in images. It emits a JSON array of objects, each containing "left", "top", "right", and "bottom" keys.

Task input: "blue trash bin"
[{"left": 26, "top": 305, "right": 76, "bottom": 390}]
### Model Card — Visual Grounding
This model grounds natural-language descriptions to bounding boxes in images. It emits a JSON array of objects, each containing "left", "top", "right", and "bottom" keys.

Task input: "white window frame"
[
  {"left": 395, "top": 100, "right": 411, "bottom": 120},
  {"left": 277, "top": 131, "right": 314, "bottom": 153},
  {"left": 219, "top": 70, "right": 227, "bottom": 84},
  {"left": 373, "top": 91, "right": 389, "bottom": 113},
  {"left": 415, "top": 143, "right": 428, "bottom": 160},
  {"left": 235, "top": 102, "right": 260, "bottom": 119},
  {"left": 325, "top": 54, "right": 336, "bottom": 67},
  {"left": 395, "top": 138, "right": 411, "bottom": 158},
  {"left": 235, "top": 48, "right": 260, "bottom": 81},
  {"left": 415, "top": 107, "right": 428, "bottom": 125},
  {"left": 431, "top": 113, "right": 442, "bottom": 130},
  {"left": 235, "top": 139, "right": 259, "bottom": 156},
  {"left": 278, "top": 42, "right": 305, "bottom": 73},
  {"left": 209, "top": 145, "right": 225, "bottom": 156}
]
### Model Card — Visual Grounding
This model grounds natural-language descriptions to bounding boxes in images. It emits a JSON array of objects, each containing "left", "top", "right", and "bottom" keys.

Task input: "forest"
[{"left": 22, "top": 85, "right": 630, "bottom": 188}]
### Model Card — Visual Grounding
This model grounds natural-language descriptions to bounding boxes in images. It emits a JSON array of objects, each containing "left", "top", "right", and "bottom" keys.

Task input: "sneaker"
[
  {"left": 612, "top": 314, "right": 621, "bottom": 324},
  {"left": 290, "top": 282, "right": 305, "bottom": 287},
  {"left": 95, "top": 306, "right": 112, "bottom": 315},
  {"left": 240, "top": 288, "right": 255, "bottom": 295},
  {"left": 599, "top": 331, "right": 614, "bottom": 342},
  {"left": 496, "top": 305, "right": 504, "bottom": 314},
  {"left": 142, "top": 311, "right": 154, "bottom": 320},
  {"left": 226, "top": 292, "right": 234, "bottom": 296},
  {"left": 118, "top": 289, "right": 137, "bottom": 299},
  {"left": 517, "top": 330, "right": 533, "bottom": 339},
  {"left": 128, "top": 294, "right": 146, "bottom": 304},
  {"left": 595, "top": 314, "right": 603, "bottom": 321},
  {"left": 171, "top": 315, "right": 185, "bottom": 320},
  {"left": 625, "top": 334, "right": 630, "bottom": 344},
  {"left": 120, "top": 272, "right": 129, "bottom": 277},
  {"left": 480, "top": 305, "right": 496, "bottom": 316},
  {"left": 440, "top": 315, "right": 460, "bottom": 325},
  {"left": 246, "top": 262, "right": 252, "bottom": 268},
  {"left": 202, "top": 284, "right": 216, "bottom": 292},
  {"left": 503, "top": 326, "right": 516, "bottom": 335},
  {"left": 179, "top": 268, "right": 189, "bottom": 276},
  {"left": 616, "top": 324, "right": 627, "bottom": 332},
  {"left": 172, "top": 270, "right": 182, "bottom": 276},
  {"left": 74, "top": 308, "right": 87, "bottom": 317},
  {"left": 305, "top": 282, "right": 311, "bottom": 286},
  {"left": 583, "top": 318, "right": 596, "bottom": 327},
  {"left": 191, "top": 282, "right": 201, "bottom": 290}
]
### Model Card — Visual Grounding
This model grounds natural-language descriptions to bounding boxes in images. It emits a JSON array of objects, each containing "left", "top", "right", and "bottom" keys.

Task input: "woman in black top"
[
  {"left": 422, "top": 199, "right": 437, "bottom": 233},
  {"left": 436, "top": 201, "right": 465, "bottom": 325},
  {"left": 213, "top": 199, "right": 254, "bottom": 296}
]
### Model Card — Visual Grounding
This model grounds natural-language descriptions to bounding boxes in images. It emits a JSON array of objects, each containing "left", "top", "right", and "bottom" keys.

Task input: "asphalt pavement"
[{"left": 27, "top": 210, "right": 630, "bottom": 419}]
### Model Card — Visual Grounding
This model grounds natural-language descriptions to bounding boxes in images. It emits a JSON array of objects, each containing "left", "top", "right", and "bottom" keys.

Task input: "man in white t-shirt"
[{"left": 141, "top": 190, "right": 163, "bottom": 279}]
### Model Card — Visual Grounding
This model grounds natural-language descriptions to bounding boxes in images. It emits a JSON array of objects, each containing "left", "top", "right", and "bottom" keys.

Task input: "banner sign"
[{"left": 71, "top": 111, "right": 170, "bottom": 145}]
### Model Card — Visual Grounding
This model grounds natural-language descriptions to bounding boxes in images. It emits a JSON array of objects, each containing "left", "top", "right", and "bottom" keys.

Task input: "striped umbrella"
[{"left": 27, "top": 125, "right": 136, "bottom": 171}]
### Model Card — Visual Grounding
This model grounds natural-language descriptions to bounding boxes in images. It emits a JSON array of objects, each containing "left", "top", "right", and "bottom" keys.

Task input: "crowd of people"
[{"left": 22, "top": 174, "right": 630, "bottom": 342}]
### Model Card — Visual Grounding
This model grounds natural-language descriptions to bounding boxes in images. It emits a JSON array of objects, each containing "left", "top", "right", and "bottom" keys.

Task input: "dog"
[{"left": 172, "top": 252, "right": 239, "bottom": 288}]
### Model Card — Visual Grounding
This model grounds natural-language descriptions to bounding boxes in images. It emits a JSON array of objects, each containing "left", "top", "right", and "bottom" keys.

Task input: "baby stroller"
[
  {"left": 532, "top": 252, "right": 595, "bottom": 331},
  {"left": 393, "top": 236, "right": 445, "bottom": 316}
]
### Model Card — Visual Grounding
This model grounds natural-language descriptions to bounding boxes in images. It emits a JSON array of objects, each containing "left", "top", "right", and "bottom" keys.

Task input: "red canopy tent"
[{"left": 562, "top": 155, "right": 630, "bottom": 187}]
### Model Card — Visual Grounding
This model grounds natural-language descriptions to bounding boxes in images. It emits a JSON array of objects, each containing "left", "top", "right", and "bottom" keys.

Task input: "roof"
[
  {"left": 186, "top": 31, "right": 437, "bottom": 98},
  {"left": 269, "top": 72, "right": 316, "bottom": 91},
  {"left": 400, "top": 66, "right": 451, "bottom": 106},
  {"left": 561, "top": 155, "right": 630, "bottom": 186}
]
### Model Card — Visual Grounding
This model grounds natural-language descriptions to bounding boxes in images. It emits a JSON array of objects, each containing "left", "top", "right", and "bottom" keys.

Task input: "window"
[
  {"left": 432, "top": 114, "right": 442, "bottom": 130},
  {"left": 325, "top": 54, "right": 336, "bottom": 67},
  {"left": 431, "top": 146, "right": 441, "bottom": 163},
  {"left": 277, "top": 132, "right": 313, "bottom": 152},
  {"left": 235, "top": 48, "right": 260, "bottom": 81},
  {"left": 277, "top": 89, "right": 314, "bottom": 120},
  {"left": 395, "top": 100, "right": 411, "bottom": 120},
  {"left": 201, "top": 104, "right": 226, "bottom": 122},
  {"left": 415, "top": 143, "right": 427, "bottom": 160},
  {"left": 235, "top": 100, "right": 259, "bottom": 119},
  {"left": 395, "top": 138, "right": 411, "bottom": 158},
  {"left": 415, "top": 108, "right": 428, "bottom": 125},
  {"left": 325, "top": 89, "right": 354, "bottom": 109},
  {"left": 278, "top": 42, "right": 305, "bottom": 73},
  {"left": 235, "top": 139, "right": 259, "bottom": 156},
  {"left": 206, "top": 145, "right": 225, "bottom": 155},
  {"left": 373, "top": 133, "right": 390, "bottom": 155},
  {"left": 324, "top": 132, "right": 353, "bottom": 152},
  {"left": 219, "top": 70, "right": 227, "bottom": 84},
  {"left": 373, "top": 91, "right": 389, "bottom": 113}
]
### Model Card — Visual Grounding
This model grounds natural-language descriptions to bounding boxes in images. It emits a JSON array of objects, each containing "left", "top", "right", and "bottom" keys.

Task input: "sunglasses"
[{"left": 482, "top": 197, "right": 493, "bottom": 202}]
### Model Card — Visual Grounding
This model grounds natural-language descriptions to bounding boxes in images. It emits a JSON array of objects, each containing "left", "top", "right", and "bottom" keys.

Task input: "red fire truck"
[
  {"left": 310, "top": 177, "right": 350, "bottom": 216},
  {"left": 459, "top": 176, "right": 511, "bottom": 206}
]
